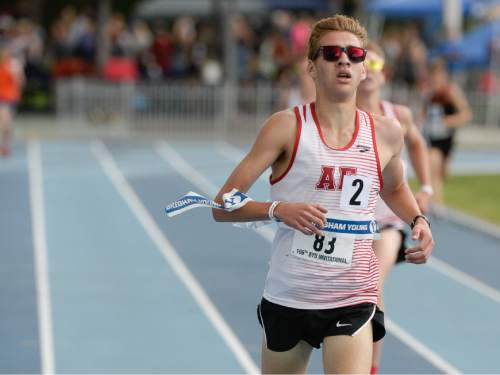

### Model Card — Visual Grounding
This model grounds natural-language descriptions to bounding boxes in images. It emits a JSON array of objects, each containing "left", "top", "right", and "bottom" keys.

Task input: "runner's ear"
[
  {"left": 360, "top": 62, "right": 366, "bottom": 82},
  {"left": 307, "top": 59, "right": 317, "bottom": 80}
]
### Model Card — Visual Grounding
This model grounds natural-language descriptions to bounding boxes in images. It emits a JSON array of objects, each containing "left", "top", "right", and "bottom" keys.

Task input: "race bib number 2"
[
  {"left": 291, "top": 232, "right": 354, "bottom": 268},
  {"left": 340, "top": 175, "right": 372, "bottom": 210}
]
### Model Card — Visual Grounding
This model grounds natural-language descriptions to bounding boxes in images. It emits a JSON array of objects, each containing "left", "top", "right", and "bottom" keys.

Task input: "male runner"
[
  {"left": 212, "top": 15, "right": 434, "bottom": 374},
  {"left": 357, "top": 40, "right": 433, "bottom": 374}
]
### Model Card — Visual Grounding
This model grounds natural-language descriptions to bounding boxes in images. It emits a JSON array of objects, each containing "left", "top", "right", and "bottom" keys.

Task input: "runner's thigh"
[
  {"left": 322, "top": 322, "right": 373, "bottom": 374},
  {"left": 261, "top": 336, "right": 313, "bottom": 374}
]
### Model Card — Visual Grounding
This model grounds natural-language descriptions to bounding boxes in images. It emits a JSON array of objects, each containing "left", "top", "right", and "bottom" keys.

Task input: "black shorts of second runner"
[
  {"left": 380, "top": 224, "right": 408, "bottom": 264},
  {"left": 429, "top": 135, "right": 454, "bottom": 158},
  {"left": 257, "top": 298, "right": 385, "bottom": 352}
]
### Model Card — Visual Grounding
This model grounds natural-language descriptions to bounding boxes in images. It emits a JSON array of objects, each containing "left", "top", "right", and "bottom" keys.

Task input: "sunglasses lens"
[
  {"left": 347, "top": 47, "right": 366, "bottom": 62},
  {"left": 366, "top": 59, "right": 384, "bottom": 72},
  {"left": 316, "top": 46, "right": 366, "bottom": 63},
  {"left": 323, "top": 46, "right": 342, "bottom": 62}
]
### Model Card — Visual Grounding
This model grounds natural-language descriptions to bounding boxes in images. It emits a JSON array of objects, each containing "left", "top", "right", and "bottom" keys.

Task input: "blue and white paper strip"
[
  {"left": 165, "top": 188, "right": 252, "bottom": 217},
  {"left": 166, "top": 190, "right": 379, "bottom": 238}
]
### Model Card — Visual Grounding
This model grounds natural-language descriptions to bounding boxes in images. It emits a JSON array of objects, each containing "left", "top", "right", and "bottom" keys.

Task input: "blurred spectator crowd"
[
  {"left": 46, "top": 6, "right": 319, "bottom": 85},
  {"left": 0, "top": 5, "right": 498, "bottom": 111}
]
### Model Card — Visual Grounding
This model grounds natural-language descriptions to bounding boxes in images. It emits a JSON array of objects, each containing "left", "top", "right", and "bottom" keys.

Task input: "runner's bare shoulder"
[
  {"left": 254, "top": 108, "right": 298, "bottom": 151},
  {"left": 393, "top": 104, "right": 414, "bottom": 129},
  {"left": 371, "top": 113, "right": 404, "bottom": 152}
]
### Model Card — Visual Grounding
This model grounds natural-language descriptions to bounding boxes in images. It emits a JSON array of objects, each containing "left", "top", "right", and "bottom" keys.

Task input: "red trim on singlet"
[
  {"left": 269, "top": 106, "right": 302, "bottom": 185},
  {"left": 311, "top": 102, "right": 359, "bottom": 151},
  {"left": 302, "top": 104, "right": 307, "bottom": 122},
  {"left": 368, "top": 111, "right": 384, "bottom": 191}
]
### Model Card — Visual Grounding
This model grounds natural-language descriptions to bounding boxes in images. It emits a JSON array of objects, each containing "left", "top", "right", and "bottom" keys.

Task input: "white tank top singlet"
[
  {"left": 375, "top": 100, "right": 406, "bottom": 229},
  {"left": 263, "top": 102, "right": 383, "bottom": 309}
]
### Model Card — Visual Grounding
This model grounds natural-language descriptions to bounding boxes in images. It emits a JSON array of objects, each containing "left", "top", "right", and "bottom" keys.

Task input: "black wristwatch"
[{"left": 410, "top": 214, "right": 431, "bottom": 229}]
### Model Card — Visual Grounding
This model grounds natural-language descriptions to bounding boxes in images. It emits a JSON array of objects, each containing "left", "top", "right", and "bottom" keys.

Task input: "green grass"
[{"left": 409, "top": 174, "right": 500, "bottom": 226}]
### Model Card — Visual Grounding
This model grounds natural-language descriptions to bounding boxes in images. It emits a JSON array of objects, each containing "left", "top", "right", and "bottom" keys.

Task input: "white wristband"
[
  {"left": 420, "top": 185, "right": 434, "bottom": 196},
  {"left": 268, "top": 201, "right": 281, "bottom": 221}
]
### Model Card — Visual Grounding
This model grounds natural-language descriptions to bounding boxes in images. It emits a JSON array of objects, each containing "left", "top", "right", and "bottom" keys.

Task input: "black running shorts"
[
  {"left": 257, "top": 298, "right": 385, "bottom": 352},
  {"left": 429, "top": 135, "right": 455, "bottom": 158},
  {"left": 379, "top": 225, "right": 408, "bottom": 264}
]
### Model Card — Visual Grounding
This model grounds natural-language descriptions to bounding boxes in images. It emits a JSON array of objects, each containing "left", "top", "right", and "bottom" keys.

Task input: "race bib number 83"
[{"left": 291, "top": 232, "right": 355, "bottom": 268}]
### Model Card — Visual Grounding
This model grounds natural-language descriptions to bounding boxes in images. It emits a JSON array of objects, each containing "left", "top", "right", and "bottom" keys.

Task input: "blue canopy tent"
[
  {"left": 366, "top": 0, "right": 475, "bottom": 46},
  {"left": 365, "top": 0, "right": 500, "bottom": 63},
  {"left": 367, "top": 0, "right": 474, "bottom": 17},
  {"left": 136, "top": 0, "right": 330, "bottom": 18},
  {"left": 432, "top": 21, "right": 500, "bottom": 69}
]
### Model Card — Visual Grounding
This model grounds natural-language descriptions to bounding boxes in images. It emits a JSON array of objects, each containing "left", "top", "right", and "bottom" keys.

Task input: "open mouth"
[{"left": 337, "top": 72, "right": 352, "bottom": 79}]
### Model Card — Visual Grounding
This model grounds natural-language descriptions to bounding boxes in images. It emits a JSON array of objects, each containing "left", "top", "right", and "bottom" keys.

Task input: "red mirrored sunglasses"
[{"left": 313, "top": 45, "right": 367, "bottom": 63}]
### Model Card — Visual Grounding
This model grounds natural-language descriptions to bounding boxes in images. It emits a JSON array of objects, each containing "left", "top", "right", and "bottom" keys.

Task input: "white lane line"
[
  {"left": 386, "top": 319, "right": 461, "bottom": 374},
  {"left": 215, "top": 142, "right": 270, "bottom": 185},
  {"left": 28, "top": 141, "right": 55, "bottom": 374},
  {"left": 159, "top": 144, "right": 219, "bottom": 197},
  {"left": 91, "top": 141, "right": 259, "bottom": 374},
  {"left": 427, "top": 257, "right": 500, "bottom": 304},
  {"left": 157, "top": 141, "right": 274, "bottom": 242},
  {"left": 215, "top": 142, "right": 245, "bottom": 164},
  {"left": 161, "top": 140, "right": 463, "bottom": 374},
  {"left": 441, "top": 205, "right": 500, "bottom": 241}
]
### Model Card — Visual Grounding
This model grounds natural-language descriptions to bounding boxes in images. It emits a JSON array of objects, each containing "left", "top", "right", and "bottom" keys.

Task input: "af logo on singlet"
[
  {"left": 290, "top": 166, "right": 374, "bottom": 267},
  {"left": 315, "top": 166, "right": 373, "bottom": 209}
]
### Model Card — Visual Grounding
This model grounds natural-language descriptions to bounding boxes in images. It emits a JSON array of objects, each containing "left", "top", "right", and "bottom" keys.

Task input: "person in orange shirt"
[{"left": 0, "top": 43, "right": 24, "bottom": 156}]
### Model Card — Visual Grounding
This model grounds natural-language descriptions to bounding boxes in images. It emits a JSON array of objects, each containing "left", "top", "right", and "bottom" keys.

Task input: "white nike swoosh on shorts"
[{"left": 336, "top": 321, "right": 352, "bottom": 327}]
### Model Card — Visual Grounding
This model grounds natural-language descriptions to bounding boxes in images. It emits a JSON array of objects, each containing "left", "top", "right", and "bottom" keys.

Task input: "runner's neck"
[
  {"left": 314, "top": 97, "right": 357, "bottom": 132},
  {"left": 357, "top": 91, "right": 384, "bottom": 116}
]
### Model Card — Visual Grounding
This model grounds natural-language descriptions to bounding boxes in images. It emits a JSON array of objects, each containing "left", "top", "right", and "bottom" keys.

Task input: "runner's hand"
[
  {"left": 405, "top": 219, "right": 434, "bottom": 264},
  {"left": 274, "top": 202, "right": 327, "bottom": 236}
]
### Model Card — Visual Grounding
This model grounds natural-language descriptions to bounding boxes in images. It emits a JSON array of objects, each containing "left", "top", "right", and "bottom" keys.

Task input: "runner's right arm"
[{"left": 212, "top": 110, "right": 327, "bottom": 235}]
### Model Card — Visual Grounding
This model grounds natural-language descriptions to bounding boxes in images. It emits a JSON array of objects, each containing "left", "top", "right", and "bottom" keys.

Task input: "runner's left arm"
[
  {"left": 443, "top": 83, "right": 471, "bottom": 128},
  {"left": 396, "top": 104, "right": 432, "bottom": 212},
  {"left": 379, "top": 140, "right": 420, "bottom": 225},
  {"left": 377, "top": 116, "right": 434, "bottom": 263}
]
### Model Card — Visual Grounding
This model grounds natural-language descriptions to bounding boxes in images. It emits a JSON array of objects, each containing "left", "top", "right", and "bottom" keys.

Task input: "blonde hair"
[{"left": 307, "top": 14, "right": 368, "bottom": 60}]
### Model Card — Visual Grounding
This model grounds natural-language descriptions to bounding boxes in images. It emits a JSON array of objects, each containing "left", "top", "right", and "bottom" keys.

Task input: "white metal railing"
[
  {"left": 385, "top": 84, "right": 500, "bottom": 129},
  {"left": 56, "top": 78, "right": 500, "bottom": 140},
  {"left": 56, "top": 78, "right": 278, "bottom": 140}
]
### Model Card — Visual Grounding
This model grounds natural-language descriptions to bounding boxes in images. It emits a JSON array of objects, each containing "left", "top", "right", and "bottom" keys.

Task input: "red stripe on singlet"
[
  {"left": 367, "top": 111, "right": 384, "bottom": 190},
  {"left": 270, "top": 106, "right": 302, "bottom": 185}
]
